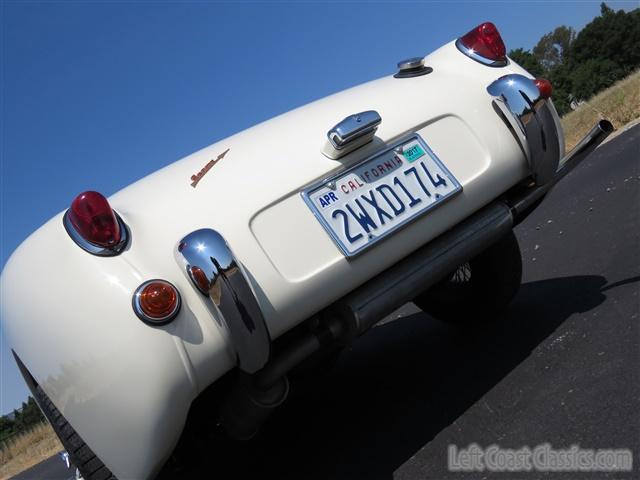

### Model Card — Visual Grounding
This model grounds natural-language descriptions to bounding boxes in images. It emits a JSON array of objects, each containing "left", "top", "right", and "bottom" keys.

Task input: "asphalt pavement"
[
  {"left": 10, "top": 453, "right": 72, "bottom": 480},
  {"left": 12, "top": 124, "right": 639, "bottom": 479}
]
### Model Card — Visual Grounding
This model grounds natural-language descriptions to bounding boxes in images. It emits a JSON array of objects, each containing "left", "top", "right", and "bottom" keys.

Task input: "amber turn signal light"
[{"left": 133, "top": 280, "right": 181, "bottom": 325}]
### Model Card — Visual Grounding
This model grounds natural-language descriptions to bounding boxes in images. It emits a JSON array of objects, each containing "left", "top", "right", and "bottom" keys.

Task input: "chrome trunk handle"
[
  {"left": 328, "top": 110, "right": 381, "bottom": 149},
  {"left": 323, "top": 110, "right": 381, "bottom": 159}
]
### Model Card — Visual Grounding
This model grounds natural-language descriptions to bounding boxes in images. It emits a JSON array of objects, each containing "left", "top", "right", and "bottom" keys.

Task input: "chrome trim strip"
[
  {"left": 302, "top": 133, "right": 462, "bottom": 258},
  {"left": 176, "top": 229, "right": 271, "bottom": 374},
  {"left": 62, "top": 210, "right": 129, "bottom": 257},
  {"left": 487, "top": 74, "right": 561, "bottom": 185},
  {"left": 455, "top": 38, "right": 508, "bottom": 67},
  {"left": 132, "top": 279, "right": 181, "bottom": 326}
]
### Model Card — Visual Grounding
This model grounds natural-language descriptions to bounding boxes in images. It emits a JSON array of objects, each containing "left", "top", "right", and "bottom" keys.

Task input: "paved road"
[
  {"left": 13, "top": 125, "right": 639, "bottom": 479},
  {"left": 10, "top": 452, "right": 73, "bottom": 480}
]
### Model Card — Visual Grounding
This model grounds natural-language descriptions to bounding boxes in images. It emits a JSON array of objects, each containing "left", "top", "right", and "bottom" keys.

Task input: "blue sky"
[{"left": 1, "top": 1, "right": 636, "bottom": 415}]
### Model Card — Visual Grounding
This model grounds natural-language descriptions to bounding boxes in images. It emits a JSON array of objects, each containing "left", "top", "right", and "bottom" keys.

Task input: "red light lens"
[
  {"left": 534, "top": 78, "right": 553, "bottom": 99},
  {"left": 68, "top": 191, "right": 121, "bottom": 248},
  {"left": 459, "top": 22, "right": 506, "bottom": 61},
  {"left": 139, "top": 281, "right": 178, "bottom": 319}
]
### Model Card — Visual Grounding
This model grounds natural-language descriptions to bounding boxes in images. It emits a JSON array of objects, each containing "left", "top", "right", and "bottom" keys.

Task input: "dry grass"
[
  {"left": 0, "top": 422, "right": 63, "bottom": 480},
  {"left": 562, "top": 69, "right": 640, "bottom": 151}
]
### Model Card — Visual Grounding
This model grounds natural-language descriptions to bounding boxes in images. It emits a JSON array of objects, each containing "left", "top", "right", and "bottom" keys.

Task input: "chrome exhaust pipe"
[
  {"left": 559, "top": 120, "right": 615, "bottom": 179},
  {"left": 509, "top": 120, "right": 614, "bottom": 221}
]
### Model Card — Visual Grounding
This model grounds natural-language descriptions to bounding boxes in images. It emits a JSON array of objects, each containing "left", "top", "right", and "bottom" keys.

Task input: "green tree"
[
  {"left": 508, "top": 48, "right": 545, "bottom": 77},
  {"left": 528, "top": 2, "right": 640, "bottom": 112},
  {"left": 571, "top": 59, "right": 625, "bottom": 101},
  {"left": 20, "top": 397, "right": 45, "bottom": 427},
  {"left": 529, "top": 25, "right": 577, "bottom": 115},
  {"left": 567, "top": 3, "right": 640, "bottom": 99},
  {"left": 600, "top": 2, "right": 615, "bottom": 16},
  {"left": 547, "top": 64, "right": 574, "bottom": 115},
  {"left": 0, "top": 416, "right": 16, "bottom": 442},
  {"left": 12, "top": 405, "right": 27, "bottom": 432},
  {"left": 533, "top": 26, "right": 576, "bottom": 71},
  {"left": 3, "top": 396, "right": 45, "bottom": 437}
]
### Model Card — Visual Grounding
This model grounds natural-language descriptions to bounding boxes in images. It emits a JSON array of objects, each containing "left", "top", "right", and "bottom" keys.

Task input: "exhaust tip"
[{"left": 598, "top": 119, "right": 614, "bottom": 134}]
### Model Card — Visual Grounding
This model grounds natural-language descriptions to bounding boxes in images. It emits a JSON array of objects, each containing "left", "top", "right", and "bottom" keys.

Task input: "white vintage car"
[{"left": 1, "top": 22, "right": 612, "bottom": 480}]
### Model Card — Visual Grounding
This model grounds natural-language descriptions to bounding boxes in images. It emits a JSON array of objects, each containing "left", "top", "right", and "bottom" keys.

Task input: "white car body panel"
[{"left": 1, "top": 40, "right": 546, "bottom": 479}]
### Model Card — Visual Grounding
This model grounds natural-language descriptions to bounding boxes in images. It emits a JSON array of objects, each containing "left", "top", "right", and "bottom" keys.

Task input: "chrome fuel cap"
[
  {"left": 395, "top": 56, "right": 433, "bottom": 78},
  {"left": 398, "top": 57, "right": 425, "bottom": 70}
]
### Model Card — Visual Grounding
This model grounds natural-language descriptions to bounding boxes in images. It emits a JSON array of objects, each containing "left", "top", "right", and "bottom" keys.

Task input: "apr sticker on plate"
[{"left": 302, "top": 134, "right": 462, "bottom": 257}]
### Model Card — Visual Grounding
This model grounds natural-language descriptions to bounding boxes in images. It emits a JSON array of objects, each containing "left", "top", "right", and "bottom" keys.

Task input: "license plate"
[{"left": 302, "top": 134, "right": 462, "bottom": 257}]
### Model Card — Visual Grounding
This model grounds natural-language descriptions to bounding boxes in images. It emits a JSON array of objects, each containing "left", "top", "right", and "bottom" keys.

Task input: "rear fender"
[{"left": 2, "top": 213, "right": 200, "bottom": 479}]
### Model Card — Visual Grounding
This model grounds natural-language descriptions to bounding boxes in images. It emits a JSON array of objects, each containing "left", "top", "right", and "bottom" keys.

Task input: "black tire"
[
  {"left": 413, "top": 230, "right": 522, "bottom": 324},
  {"left": 34, "top": 384, "right": 117, "bottom": 480}
]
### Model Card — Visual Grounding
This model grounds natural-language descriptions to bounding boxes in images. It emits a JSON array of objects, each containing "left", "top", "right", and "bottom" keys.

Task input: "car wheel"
[
  {"left": 33, "top": 384, "right": 117, "bottom": 480},
  {"left": 413, "top": 230, "right": 522, "bottom": 323}
]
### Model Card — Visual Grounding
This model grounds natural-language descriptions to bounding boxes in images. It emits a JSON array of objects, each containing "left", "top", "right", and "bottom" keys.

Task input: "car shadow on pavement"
[{"left": 169, "top": 274, "right": 610, "bottom": 480}]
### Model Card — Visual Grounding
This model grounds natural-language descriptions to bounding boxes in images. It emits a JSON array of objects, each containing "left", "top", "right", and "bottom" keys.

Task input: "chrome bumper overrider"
[
  {"left": 176, "top": 229, "right": 271, "bottom": 374},
  {"left": 487, "top": 74, "right": 563, "bottom": 185}
]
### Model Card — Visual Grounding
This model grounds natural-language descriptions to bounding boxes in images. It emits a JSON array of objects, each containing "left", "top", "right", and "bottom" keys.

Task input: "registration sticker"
[{"left": 403, "top": 144, "right": 425, "bottom": 162}]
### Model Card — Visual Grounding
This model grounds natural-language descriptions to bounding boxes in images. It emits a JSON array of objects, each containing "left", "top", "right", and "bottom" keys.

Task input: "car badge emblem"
[{"left": 190, "top": 148, "right": 230, "bottom": 188}]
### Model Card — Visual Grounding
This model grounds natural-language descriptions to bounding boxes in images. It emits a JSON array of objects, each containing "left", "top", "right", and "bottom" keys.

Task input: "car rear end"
[{"left": 3, "top": 22, "right": 607, "bottom": 480}]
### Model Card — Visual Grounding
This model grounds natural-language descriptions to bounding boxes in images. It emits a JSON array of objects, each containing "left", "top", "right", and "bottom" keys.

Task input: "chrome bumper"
[
  {"left": 487, "top": 74, "right": 563, "bottom": 185},
  {"left": 176, "top": 229, "right": 271, "bottom": 373}
]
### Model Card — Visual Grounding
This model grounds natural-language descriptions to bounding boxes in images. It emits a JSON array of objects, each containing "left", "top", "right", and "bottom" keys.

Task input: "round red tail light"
[
  {"left": 534, "top": 78, "right": 553, "bottom": 99},
  {"left": 67, "top": 191, "right": 121, "bottom": 247},
  {"left": 458, "top": 22, "right": 507, "bottom": 66},
  {"left": 133, "top": 280, "right": 181, "bottom": 325}
]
